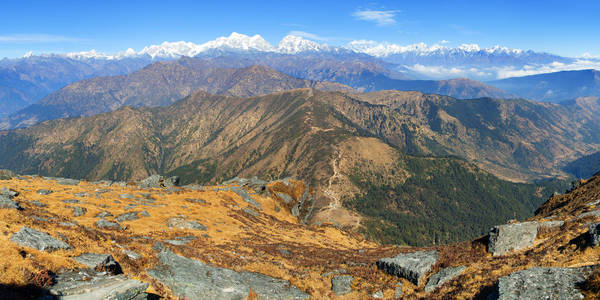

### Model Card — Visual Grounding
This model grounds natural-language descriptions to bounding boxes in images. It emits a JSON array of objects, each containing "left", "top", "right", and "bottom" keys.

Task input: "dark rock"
[
  {"left": 62, "top": 199, "right": 81, "bottom": 204},
  {"left": 242, "top": 206, "right": 261, "bottom": 217},
  {"left": 147, "top": 248, "right": 309, "bottom": 299},
  {"left": 331, "top": 275, "right": 353, "bottom": 296},
  {"left": 424, "top": 266, "right": 466, "bottom": 292},
  {"left": 163, "top": 176, "right": 180, "bottom": 188},
  {"left": 116, "top": 212, "right": 140, "bottom": 222},
  {"left": 96, "top": 211, "right": 114, "bottom": 218},
  {"left": 9, "top": 226, "right": 71, "bottom": 251},
  {"left": 492, "top": 266, "right": 595, "bottom": 300},
  {"left": 0, "top": 194, "right": 21, "bottom": 210},
  {"left": 167, "top": 217, "right": 207, "bottom": 231},
  {"left": 96, "top": 219, "right": 122, "bottom": 230},
  {"left": 73, "top": 253, "right": 123, "bottom": 275},
  {"left": 578, "top": 210, "right": 600, "bottom": 219},
  {"left": 48, "top": 268, "right": 147, "bottom": 299},
  {"left": 488, "top": 221, "right": 539, "bottom": 256},
  {"left": 31, "top": 200, "right": 48, "bottom": 207},
  {"left": 72, "top": 206, "right": 87, "bottom": 217},
  {"left": 589, "top": 222, "right": 600, "bottom": 247},
  {"left": 37, "top": 189, "right": 53, "bottom": 195},
  {"left": 376, "top": 250, "right": 439, "bottom": 285}
]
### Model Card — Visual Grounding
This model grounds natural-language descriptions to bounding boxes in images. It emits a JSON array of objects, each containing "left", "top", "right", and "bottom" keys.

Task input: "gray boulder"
[
  {"left": 10, "top": 226, "right": 71, "bottom": 251},
  {"left": 116, "top": 212, "right": 140, "bottom": 222},
  {"left": 48, "top": 268, "right": 148, "bottom": 300},
  {"left": 73, "top": 206, "right": 87, "bottom": 217},
  {"left": 218, "top": 186, "right": 262, "bottom": 210},
  {"left": 488, "top": 221, "right": 539, "bottom": 256},
  {"left": 242, "top": 206, "right": 261, "bottom": 217},
  {"left": 96, "top": 211, "right": 113, "bottom": 218},
  {"left": 163, "top": 176, "right": 180, "bottom": 188},
  {"left": 331, "top": 275, "right": 353, "bottom": 296},
  {"left": 167, "top": 217, "right": 207, "bottom": 231},
  {"left": 376, "top": 250, "right": 439, "bottom": 285},
  {"left": 147, "top": 248, "right": 309, "bottom": 300},
  {"left": 589, "top": 222, "right": 600, "bottom": 247},
  {"left": 539, "top": 220, "right": 564, "bottom": 229},
  {"left": 424, "top": 266, "right": 466, "bottom": 292},
  {"left": 492, "top": 266, "right": 595, "bottom": 300},
  {"left": 37, "top": 189, "right": 53, "bottom": 195},
  {"left": 1, "top": 187, "right": 19, "bottom": 197},
  {"left": 0, "top": 194, "right": 21, "bottom": 210},
  {"left": 578, "top": 210, "right": 600, "bottom": 219},
  {"left": 73, "top": 253, "right": 122, "bottom": 275},
  {"left": 96, "top": 219, "right": 122, "bottom": 230}
]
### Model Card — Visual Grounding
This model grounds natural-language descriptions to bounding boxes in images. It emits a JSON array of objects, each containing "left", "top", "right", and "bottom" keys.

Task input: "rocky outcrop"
[
  {"left": 48, "top": 268, "right": 148, "bottom": 300},
  {"left": 167, "top": 217, "right": 207, "bottom": 230},
  {"left": 376, "top": 250, "right": 439, "bottom": 285},
  {"left": 492, "top": 266, "right": 596, "bottom": 300},
  {"left": 424, "top": 266, "right": 466, "bottom": 292},
  {"left": 488, "top": 221, "right": 539, "bottom": 256},
  {"left": 96, "top": 219, "right": 122, "bottom": 230},
  {"left": 331, "top": 275, "right": 354, "bottom": 296},
  {"left": 138, "top": 175, "right": 180, "bottom": 189},
  {"left": 73, "top": 253, "right": 122, "bottom": 275},
  {"left": 10, "top": 226, "right": 71, "bottom": 251},
  {"left": 147, "top": 248, "right": 309, "bottom": 299},
  {"left": 589, "top": 222, "right": 600, "bottom": 247},
  {"left": 0, "top": 169, "right": 14, "bottom": 180},
  {"left": 0, "top": 194, "right": 21, "bottom": 210}
]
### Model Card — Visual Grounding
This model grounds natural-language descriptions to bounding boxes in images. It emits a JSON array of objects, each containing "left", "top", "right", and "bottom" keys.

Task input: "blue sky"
[{"left": 0, "top": 0, "right": 599, "bottom": 58}]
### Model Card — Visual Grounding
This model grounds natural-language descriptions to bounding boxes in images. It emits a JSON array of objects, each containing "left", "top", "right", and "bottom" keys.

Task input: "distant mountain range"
[
  {"left": 0, "top": 56, "right": 511, "bottom": 130},
  {"left": 489, "top": 70, "right": 600, "bottom": 102}
]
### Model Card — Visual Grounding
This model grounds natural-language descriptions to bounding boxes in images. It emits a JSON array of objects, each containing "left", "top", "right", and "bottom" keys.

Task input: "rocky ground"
[{"left": 0, "top": 170, "right": 599, "bottom": 299}]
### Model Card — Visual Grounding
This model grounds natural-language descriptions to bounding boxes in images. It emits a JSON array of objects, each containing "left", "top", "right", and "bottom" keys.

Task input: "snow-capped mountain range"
[{"left": 4, "top": 32, "right": 600, "bottom": 81}]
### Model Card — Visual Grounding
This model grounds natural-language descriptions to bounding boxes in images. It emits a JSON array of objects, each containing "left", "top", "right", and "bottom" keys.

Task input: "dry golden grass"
[{"left": 1, "top": 174, "right": 600, "bottom": 299}]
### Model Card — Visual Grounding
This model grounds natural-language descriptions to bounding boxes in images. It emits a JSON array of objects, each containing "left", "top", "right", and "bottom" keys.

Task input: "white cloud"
[
  {"left": 440, "top": 40, "right": 450, "bottom": 44},
  {"left": 287, "top": 31, "right": 326, "bottom": 41},
  {"left": 352, "top": 9, "right": 399, "bottom": 26},
  {"left": 0, "top": 34, "right": 85, "bottom": 43}
]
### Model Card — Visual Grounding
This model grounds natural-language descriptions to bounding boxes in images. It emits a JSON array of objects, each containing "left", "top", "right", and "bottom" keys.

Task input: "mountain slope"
[
  {"left": 489, "top": 69, "right": 600, "bottom": 102},
  {"left": 0, "top": 64, "right": 352, "bottom": 129},
  {"left": 0, "top": 56, "right": 152, "bottom": 115},
  {"left": 0, "top": 89, "right": 577, "bottom": 245}
]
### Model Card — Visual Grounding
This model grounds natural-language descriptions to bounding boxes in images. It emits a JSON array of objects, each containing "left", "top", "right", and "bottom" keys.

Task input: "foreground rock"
[
  {"left": 492, "top": 266, "right": 595, "bottom": 300},
  {"left": 376, "top": 250, "right": 439, "bottom": 285},
  {"left": 148, "top": 248, "right": 309, "bottom": 300},
  {"left": 0, "top": 194, "right": 21, "bottom": 210},
  {"left": 488, "top": 221, "right": 538, "bottom": 256},
  {"left": 139, "top": 175, "right": 179, "bottom": 189},
  {"left": 331, "top": 275, "right": 354, "bottom": 296},
  {"left": 589, "top": 222, "right": 600, "bottom": 247},
  {"left": 9, "top": 226, "right": 71, "bottom": 251},
  {"left": 73, "top": 253, "right": 122, "bottom": 275},
  {"left": 424, "top": 266, "right": 466, "bottom": 292},
  {"left": 48, "top": 268, "right": 148, "bottom": 300}
]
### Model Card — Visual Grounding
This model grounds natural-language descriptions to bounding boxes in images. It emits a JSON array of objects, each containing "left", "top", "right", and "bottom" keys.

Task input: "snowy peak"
[
  {"left": 346, "top": 40, "right": 527, "bottom": 57},
  {"left": 277, "top": 35, "right": 329, "bottom": 54}
]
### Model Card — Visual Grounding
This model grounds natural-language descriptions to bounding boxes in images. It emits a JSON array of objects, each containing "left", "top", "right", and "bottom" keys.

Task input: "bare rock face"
[
  {"left": 487, "top": 221, "right": 539, "bottom": 256},
  {"left": 73, "top": 253, "right": 123, "bottom": 275},
  {"left": 491, "top": 266, "right": 596, "bottom": 300},
  {"left": 424, "top": 266, "right": 466, "bottom": 292},
  {"left": 48, "top": 268, "right": 148, "bottom": 300},
  {"left": 9, "top": 226, "right": 71, "bottom": 252},
  {"left": 331, "top": 275, "right": 354, "bottom": 296},
  {"left": 147, "top": 248, "right": 309, "bottom": 300},
  {"left": 589, "top": 222, "right": 600, "bottom": 247},
  {"left": 376, "top": 250, "right": 439, "bottom": 285}
]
